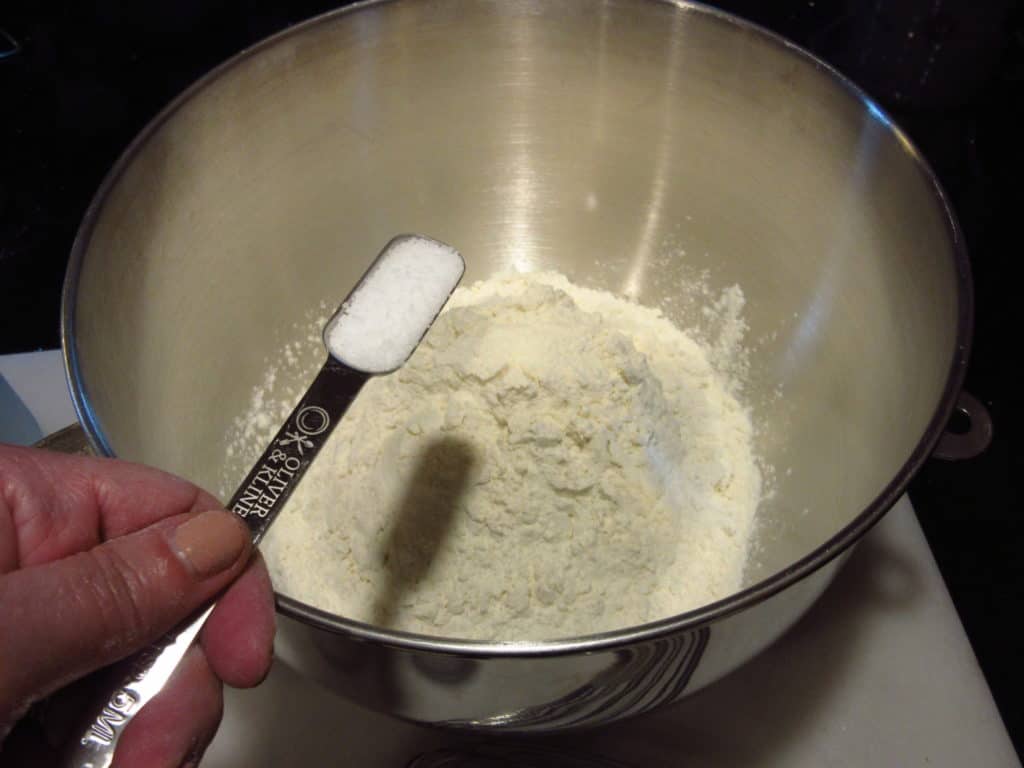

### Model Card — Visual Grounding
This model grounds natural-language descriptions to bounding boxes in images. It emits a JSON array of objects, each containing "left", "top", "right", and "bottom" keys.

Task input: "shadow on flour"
[{"left": 371, "top": 436, "right": 477, "bottom": 630}]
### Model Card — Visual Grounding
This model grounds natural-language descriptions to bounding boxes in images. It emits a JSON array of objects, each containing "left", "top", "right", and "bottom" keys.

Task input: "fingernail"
[{"left": 170, "top": 510, "right": 250, "bottom": 578}]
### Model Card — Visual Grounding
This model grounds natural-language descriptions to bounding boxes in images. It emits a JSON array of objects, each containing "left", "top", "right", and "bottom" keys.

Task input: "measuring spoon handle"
[{"left": 63, "top": 358, "right": 367, "bottom": 767}]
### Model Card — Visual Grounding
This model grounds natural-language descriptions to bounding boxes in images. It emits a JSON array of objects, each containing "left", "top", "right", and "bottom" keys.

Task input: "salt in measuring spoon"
[{"left": 64, "top": 234, "right": 465, "bottom": 768}]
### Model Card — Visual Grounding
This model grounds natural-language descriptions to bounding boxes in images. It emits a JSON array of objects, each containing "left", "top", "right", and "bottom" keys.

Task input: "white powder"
[
  {"left": 325, "top": 235, "right": 464, "bottom": 373},
  {"left": 237, "top": 272, "right": 762, "bottom": 641}
]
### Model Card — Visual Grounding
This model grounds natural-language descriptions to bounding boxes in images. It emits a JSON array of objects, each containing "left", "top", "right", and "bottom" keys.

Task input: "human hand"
[{"left": 0, "top": 443, "right": 275, "bottom": 767}]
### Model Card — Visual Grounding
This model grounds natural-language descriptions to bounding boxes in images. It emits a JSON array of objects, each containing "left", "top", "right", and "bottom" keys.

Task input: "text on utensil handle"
[{"left": 231, "top": 405, "right": 329, "bottom": 520}]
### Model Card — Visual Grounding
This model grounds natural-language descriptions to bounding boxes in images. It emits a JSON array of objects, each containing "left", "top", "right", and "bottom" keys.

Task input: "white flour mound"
[{"left": 243, "top": 272, "right": 762, "bottom": 641}]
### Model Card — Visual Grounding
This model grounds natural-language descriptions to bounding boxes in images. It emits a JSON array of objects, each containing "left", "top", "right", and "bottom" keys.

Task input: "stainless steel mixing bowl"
[{"left": 62, "top": 0, "right": 971, "bottom": 731}]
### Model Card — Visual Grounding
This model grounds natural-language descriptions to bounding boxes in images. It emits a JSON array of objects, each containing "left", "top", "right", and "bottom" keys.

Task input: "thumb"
[{"left": 0, "top": 509, "right": 251, "bottom": 726}]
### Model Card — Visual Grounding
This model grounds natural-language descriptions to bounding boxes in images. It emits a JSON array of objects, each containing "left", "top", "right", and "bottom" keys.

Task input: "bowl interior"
[{"left": 69, "top": 0, "right": 961, "bottom": 609}]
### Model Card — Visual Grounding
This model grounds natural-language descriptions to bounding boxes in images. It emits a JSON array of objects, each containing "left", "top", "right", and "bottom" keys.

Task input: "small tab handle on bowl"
[
  {"left": 34, "top": 423, "right": 94, "bottom": 456},
  {"left": 932, "top": 391, "right": 992, "bottom": 461}
]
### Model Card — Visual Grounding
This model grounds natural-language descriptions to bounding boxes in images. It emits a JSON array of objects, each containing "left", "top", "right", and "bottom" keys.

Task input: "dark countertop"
[{"left": 2, "top": 0, "right": 1020, "bottom": 758}]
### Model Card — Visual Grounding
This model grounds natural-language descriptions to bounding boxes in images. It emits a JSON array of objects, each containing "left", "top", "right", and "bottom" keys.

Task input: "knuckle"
[{"left": 75, "top": 546, "right": 153, "bottom": 647}]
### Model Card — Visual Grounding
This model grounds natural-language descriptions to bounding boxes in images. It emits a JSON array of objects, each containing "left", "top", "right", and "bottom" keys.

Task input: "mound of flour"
[{"left": 235, "top": 272, "right": 761, "bottom": 641}]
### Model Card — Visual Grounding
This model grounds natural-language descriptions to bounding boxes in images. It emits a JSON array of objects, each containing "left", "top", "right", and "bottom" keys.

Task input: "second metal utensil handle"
[{"left": 63, "top": 358, "right": 367, "bottom": 767}]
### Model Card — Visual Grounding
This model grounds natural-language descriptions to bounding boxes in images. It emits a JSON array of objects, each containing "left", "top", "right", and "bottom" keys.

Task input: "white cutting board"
[{"left": 1, "top": 351, "right": 1018, "bottom": 767}]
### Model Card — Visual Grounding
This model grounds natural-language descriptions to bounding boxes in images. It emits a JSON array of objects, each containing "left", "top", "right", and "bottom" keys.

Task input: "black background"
[{"left": 1, "top": 0, "right": 1021, "bottom": 758}]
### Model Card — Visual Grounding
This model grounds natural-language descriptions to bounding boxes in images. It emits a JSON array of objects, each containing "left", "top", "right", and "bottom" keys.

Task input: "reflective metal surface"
[
  {"left": 62, "top": 0, "right": 970, "bottom": 731},
  {"left": 406, "top": 744, "right": 634, "bottom": 767}
]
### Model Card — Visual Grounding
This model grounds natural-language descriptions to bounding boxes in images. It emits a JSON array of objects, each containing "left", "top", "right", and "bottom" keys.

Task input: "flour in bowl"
[{"left": 228, "top": 271, "right": 762, "bottom": 641}]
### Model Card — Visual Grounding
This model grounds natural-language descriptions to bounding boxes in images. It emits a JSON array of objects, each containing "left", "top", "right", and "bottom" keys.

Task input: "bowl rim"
[{"left": 61, "top": 0, "right": 973, "bottom": 657}]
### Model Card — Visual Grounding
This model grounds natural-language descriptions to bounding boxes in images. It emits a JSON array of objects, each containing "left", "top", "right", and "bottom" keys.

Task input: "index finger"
[{"left": 0, "top": 444, "right": 223, "bottom": 571}]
